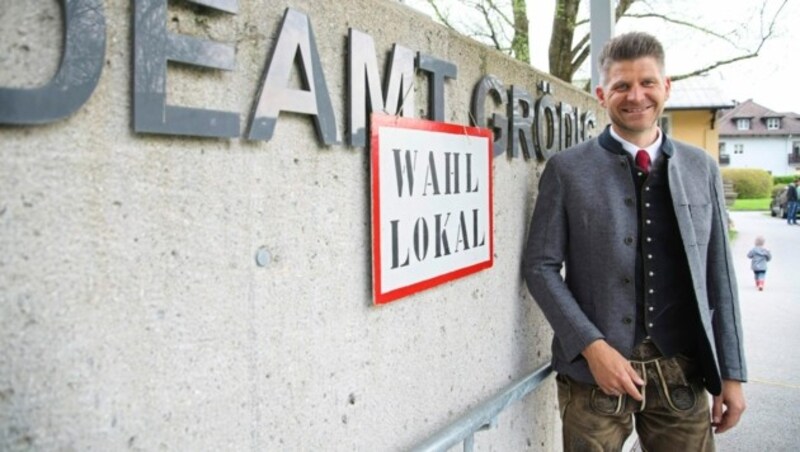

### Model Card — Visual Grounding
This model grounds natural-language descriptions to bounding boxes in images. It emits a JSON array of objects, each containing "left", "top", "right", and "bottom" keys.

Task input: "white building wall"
[
  {"left": 723, "top": 136, "right": 793, "bottom": 175},
  {"left": 0, "top": 1, "right": 605, "bottom": 450}
]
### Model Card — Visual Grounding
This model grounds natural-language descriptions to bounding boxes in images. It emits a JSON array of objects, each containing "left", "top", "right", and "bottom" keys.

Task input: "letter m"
[{"left": 347, "top": 29, "right": 415, "bottom": 147}]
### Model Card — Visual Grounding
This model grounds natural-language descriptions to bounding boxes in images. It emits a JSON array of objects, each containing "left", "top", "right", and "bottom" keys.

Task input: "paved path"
[{"left": 714, "top": 211, "right": 800, "bottom": 451}]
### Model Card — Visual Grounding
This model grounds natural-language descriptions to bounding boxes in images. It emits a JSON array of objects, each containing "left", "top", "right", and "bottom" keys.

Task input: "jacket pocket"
[{"left": 688, "top": 202, "right": 712, "bottom": 245}]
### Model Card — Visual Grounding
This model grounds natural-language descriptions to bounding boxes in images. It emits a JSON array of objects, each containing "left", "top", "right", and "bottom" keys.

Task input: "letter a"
[{"left": 248, "top": 8, "right": 338, "bottom": 145}]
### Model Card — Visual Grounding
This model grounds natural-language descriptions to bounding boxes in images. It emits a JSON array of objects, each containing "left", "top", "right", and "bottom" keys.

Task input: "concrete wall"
[{"left": 0, "top": 1, "right": 605, "bottom": 450}]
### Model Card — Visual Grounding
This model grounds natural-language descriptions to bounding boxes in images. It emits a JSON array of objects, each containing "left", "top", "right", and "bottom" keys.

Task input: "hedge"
[
  {"left": 774, "top": 175, "right": 800, "bottom": 185},
  {"left": 721, "top": 168, "right": 772, "bottom": 199}
]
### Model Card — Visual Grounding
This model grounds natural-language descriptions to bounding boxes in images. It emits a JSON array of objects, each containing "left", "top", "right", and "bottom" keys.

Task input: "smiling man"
[{"left": 522, "top": 32, "right": 746, "bottom": 451}]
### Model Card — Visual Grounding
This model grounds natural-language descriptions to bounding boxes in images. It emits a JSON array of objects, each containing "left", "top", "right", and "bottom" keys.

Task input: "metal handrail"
[{"left": 410, "top": 363, "right": 554, "bottom": 452}]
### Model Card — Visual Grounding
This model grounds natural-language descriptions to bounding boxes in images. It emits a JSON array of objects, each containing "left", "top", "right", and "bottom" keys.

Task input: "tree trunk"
[
  {"left": 511, "top": 0, "right": 530, "bottom": 63},
  {"left": 549, "top": 0, "right": 580, "bottom": 82}
]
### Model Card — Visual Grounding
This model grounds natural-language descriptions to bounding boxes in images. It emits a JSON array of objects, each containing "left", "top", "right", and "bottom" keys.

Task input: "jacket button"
[
  {"left": 624, "top": 236, "right": 634, "bottom": 245},
  {"left": 625, "top": 197, "right": 634, "bottom": 206},
  {"left": 623, "top": 277, "right": 631, "bottom": 284},
  {"left": 623, "top": 317, "right": 633, "bottom": 324}
]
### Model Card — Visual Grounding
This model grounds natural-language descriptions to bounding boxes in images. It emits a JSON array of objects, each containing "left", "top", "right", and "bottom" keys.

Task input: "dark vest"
[{"left": 600, "top": 130, "right": 699, "bottom": 359}]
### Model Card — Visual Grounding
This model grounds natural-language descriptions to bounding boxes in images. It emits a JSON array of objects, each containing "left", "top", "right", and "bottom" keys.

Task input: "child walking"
[{"left": 747, "top": 236, "right": 772, "bottom": 291}]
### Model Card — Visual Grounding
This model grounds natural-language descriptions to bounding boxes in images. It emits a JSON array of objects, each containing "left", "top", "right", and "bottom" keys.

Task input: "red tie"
[{"left": 636, "top": 149, "right": 651, "bottom": 173}]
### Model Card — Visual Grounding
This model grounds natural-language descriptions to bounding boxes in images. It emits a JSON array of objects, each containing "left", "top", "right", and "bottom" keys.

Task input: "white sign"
[{"left": 370, "top": 114, "right": 494, "bottom": 304}]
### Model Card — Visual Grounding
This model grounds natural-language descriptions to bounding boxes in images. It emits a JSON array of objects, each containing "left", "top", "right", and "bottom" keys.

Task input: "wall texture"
[{"left": 0, "top": 1, "right": 605, "bottom": 450}]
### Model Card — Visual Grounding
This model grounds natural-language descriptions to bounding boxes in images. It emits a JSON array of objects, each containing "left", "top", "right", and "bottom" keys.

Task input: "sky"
[
  {"left": 537, "top": 0, "right": 800, "bottom": 113},
  {"left": 406, "top": 0, "right": 800, "bottom": 113}
]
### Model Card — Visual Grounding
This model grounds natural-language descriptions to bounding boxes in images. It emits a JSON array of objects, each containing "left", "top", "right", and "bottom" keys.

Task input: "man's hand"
[
  {"left": 712, "top": 380, "right": 746, "bottom": 434},
  {"left": 582, "top": 339, "right": 645, "bottom": 401}
]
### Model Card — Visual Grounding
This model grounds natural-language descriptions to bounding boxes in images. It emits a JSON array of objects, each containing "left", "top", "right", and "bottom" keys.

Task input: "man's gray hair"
[{"left": 598, "top": 32, "right": 666, "bottom": 85}]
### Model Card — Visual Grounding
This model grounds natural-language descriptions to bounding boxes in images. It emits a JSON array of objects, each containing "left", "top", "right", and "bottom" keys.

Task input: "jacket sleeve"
[
  {"left": 706, "top": 162, "right": 747, "bottom": 381},
  {"left": 521, "top": 158, "right": 604, "bottom": 362}
]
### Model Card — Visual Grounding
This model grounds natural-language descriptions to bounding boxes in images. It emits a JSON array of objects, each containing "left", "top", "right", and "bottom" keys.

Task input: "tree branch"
[
  {"left": 669, "top": 0, "right": 787, "bottom": 81},
  {"left": 624, "top": 13, "right": 739, "bottom": 47},
  {"left": 424, "top": 0, "right": 455, "bottom": 30},
  {"left": 484, "top": 0, "right": 514, "bottom": 28},
  {"left": 474, "top": 1, "right": 504, "bottom": 50},
  {"left": 669, "top": 54, "right": 757, "bottom": 82}
]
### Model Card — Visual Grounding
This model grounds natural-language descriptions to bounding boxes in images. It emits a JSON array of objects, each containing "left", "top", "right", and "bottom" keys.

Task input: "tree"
[
  {"left": 422, "top": 0, "right": 531, "bottom": 63},
  {"left": 407, "top": 0, "right": 788, "bottom": 85}
]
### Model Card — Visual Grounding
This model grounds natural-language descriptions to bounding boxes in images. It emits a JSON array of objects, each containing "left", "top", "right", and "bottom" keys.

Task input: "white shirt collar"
[{"left": 609, "top": 126, "right": 662, "bottom": 161}]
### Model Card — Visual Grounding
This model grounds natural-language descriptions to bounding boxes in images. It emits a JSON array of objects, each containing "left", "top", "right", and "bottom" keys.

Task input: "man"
[
  {"left": 522, "top": 32, "right": 746, "bottom": 451},
  {"left": 786, "top": 178, "right": 798, "bottom": 225}
]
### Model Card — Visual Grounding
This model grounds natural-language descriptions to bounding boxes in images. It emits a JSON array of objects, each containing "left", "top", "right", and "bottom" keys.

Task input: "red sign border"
[{"left": 370, "top": 113, "right": 494, "bottom": 305}]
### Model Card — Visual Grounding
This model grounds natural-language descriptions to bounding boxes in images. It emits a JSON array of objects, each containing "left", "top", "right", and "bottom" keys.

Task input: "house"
[
  {"left": 663, "top": 77, "right": 735, "bottom": 162},
  {"left": 717, "top": 99, "right": 800, "bottom": 176}
]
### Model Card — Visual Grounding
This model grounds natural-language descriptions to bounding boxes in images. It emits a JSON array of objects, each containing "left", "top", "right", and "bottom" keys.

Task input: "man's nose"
[{"left": 627, "top": 85, "right": 645, "bottom": 101}]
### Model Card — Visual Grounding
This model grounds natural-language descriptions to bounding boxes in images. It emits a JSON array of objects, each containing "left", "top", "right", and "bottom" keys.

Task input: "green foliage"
[
  {"left": 730, "top": 198, "right": 770, "bottom": 211},
  {"left": 773, "top": 175, "right": 800, "bottom": 185},
  {"left": 721, "top": 169, "right": 773, "bottom": 199}
]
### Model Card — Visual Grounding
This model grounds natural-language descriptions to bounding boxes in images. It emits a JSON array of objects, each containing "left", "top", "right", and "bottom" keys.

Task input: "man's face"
[{"left": 595, "top": 56, "right": 671, "bottom": 142}]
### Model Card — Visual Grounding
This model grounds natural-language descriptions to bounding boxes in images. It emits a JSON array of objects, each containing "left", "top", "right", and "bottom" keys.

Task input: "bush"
[
  {"left": 774, "top": 175, "right": 799, "bottom": 185},
  {"left": 721, "top": 169, "right": 772, "bottom": 199}
]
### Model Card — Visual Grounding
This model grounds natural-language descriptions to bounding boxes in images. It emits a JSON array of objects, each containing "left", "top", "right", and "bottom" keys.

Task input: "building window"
[
  {"left": 719, "top": 143, "right": 730, "bottom": 165},
  {"left": 736, "top": 118, "right": 750, "bottom": 130},
  {"left": 791, "top": 142, "right": 800, "bottom": 164},
  {"left": 734, "top": 144, "right": 744, "bottom": 154},
  {"left": 766, "top": 117, "right": 780, "bottom": 130}
]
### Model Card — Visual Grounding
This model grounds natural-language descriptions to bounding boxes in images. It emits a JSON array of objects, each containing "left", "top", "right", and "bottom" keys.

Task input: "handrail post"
[
  {"left": 410, "top": 363, "right": 554, "bottom": 452},
  {"left": 463, "top": 434, "right": 474, "bottom": 452}
]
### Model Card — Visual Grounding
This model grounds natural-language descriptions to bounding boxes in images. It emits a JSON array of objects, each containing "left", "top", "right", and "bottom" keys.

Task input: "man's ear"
[
  {"left": 664, "top": 77, "right": 672, "bottom": 98},
  {"left": 595, "top": 85, "right": 606, "bottom": 106}
]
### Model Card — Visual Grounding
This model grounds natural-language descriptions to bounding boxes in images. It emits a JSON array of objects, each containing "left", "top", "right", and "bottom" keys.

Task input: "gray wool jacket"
[{"left": 522, "top": 127, "right": 746, "bottom": 396}]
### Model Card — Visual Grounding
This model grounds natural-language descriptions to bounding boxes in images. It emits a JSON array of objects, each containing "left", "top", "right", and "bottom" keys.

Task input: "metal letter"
[
  {"left": 534, "top": 92, "right": 560, "bottom": 161},
  {"left": 417, "top": 54, "right": 457, "bottom": 122},
  {"left": 0, "top": 0, "right": 105, "bottom": 125},
  {"left": 470, "top": 75, "right": 508, "bottom": 158},
  {"left": 248, "top": 8, "right": 338, "bottom": 145},
  {"left": 190, "top": 0, "right": 237, "bottom": 14},
  {"left": 507, "top": 86, "right": 534, "bottom": 160},
  {"left": 133, "top": 0, "right": 239, "bottom": 138},
  {"left": 582, "top": 111, "right": 598, "bottom": 141},
  {"left": 559, "top": 102, "right": 575, "bottom": 150},
  {"left": 347, "top": 29, "right": 416, "bottom": 147}
]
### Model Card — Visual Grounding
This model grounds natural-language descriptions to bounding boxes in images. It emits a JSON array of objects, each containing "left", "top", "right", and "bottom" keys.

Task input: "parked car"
[{"left": 770, "top": 187, "right": 789, "bottom": 218}]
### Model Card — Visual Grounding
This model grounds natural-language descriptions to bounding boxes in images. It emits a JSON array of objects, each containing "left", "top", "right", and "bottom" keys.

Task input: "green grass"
[{"left": 730, "top": 198, "right": 771, "bottom": 211}]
